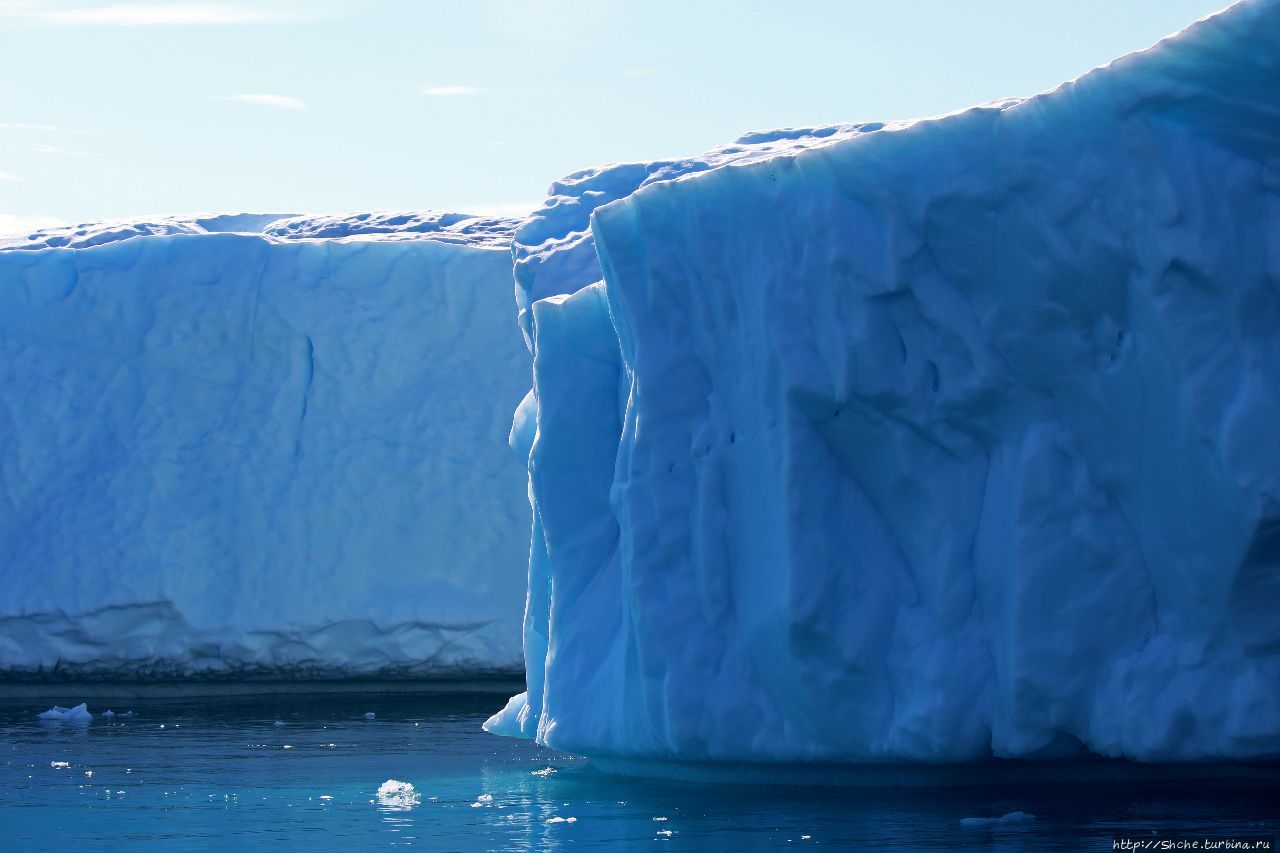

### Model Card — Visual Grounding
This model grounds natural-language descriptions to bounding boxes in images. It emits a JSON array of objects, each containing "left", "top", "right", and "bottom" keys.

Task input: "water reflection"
[{"left": 1, "top": 691, "right": 1275, "bottom": 851}]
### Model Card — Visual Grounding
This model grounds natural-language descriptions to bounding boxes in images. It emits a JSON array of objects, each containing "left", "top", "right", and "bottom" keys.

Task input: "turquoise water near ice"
[{"left": 1, "top": 690, "right": 1276, "bottom": 851}]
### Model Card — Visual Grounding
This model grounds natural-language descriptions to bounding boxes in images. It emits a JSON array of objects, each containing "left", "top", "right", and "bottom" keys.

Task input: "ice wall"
[
  {"left": 0, "top": 212, "right": 532, "bottom": 679},
  {"left": 489, "top": 0, "right": 1280, "bottom": 763}
]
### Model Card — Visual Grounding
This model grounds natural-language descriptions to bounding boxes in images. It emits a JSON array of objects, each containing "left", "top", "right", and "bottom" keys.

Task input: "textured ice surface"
[
  {"left": 0, "top": 210, "right": 522, "bottom": 252},
  {"left": 263, "top": 211, "right": 521, "bottom": 248},
  {"left": 375, "top": 779, "right": 421, "bottom": 810},
  {"left": 0, "top": 213, "right": 297, "bottom": 251},
  {"left": 0, "top": 214, "right": 530, "bottom": 679},
  {"left": 489, "top": 0, "right": 1280, "bottom": 763}
]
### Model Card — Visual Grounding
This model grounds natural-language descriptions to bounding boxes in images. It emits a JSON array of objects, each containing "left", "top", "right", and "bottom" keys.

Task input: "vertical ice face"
[
  {"left": 0, "top": 213, "right": 533, "bottom": 679},
  {"left": 489, "top": 0, "right": 1280, "bottom": 763}
]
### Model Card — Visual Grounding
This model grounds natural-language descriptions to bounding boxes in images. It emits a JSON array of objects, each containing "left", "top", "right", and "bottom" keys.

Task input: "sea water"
[{"left": 0, "top": 691, "right": 1275, "bottom": 851}]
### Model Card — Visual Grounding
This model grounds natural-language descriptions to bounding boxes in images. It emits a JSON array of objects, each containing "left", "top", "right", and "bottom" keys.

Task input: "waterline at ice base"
[{"left": 485, "top": 0, "right": 1280, "bottom": 776}]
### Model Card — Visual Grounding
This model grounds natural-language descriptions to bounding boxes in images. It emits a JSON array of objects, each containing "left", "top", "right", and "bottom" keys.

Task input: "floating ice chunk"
[
  {"left": 656, "top": 829, "right": 673, "bottom": 837},
  {"left": 84, "top": 771, "right": 93, "bottom": 778},
  {"left": 50, "top": 761, "right": 70, "bottom": 769},
  {"left": 530, "top": 767, "right": 556, "bottom": 777},
  {"left": 102, "top": 710, "right": 115, "bottom": 718},
  {"left": 120, "top": 712, "right": 135, "bottom": 718},
  {"left": 273, "top": 721, "right": 286, "bottom": 727},
  {"left": 39, "top": 704, "right": 92, "bottom": 722},
  {"left": 364, "top": 712, "right": 376, "bottom": 720},
  {"left": 547, "top": 816, "right": 577, "bottom": 824},
  {"left": 375, "top": 780, "right": 421, "bottom": 810},
  {"left": 960, "top": 811, "right": 1036, "bottom": 828},
  {"left": 471, "top": 793, "right": 495, "bottom": 808}
]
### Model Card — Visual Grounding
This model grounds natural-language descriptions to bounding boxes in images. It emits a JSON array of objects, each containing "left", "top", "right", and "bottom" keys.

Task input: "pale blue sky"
[{"left": 0, "top": 0, "right": 1231, "bottom": 233}]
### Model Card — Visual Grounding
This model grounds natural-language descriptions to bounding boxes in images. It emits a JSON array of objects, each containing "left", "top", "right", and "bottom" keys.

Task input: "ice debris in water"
[
  {"left": 375, "top": 780, "right": 421, "bottom": 810},
  {"left": 50, "top": 761, "right": 70, "bottom": 769},
  {"left": 547, "top": 816, "right": 577, "bottom": 824},
  {"left": 960, "top": 811, "right": 1036, "bottom": 828},
  {"left": 530, "top": 767, "right": 556, "bottom": 777},
  {"left": 364, "top": 712, "right": 376, "bottom": 720},
  {"left": 39, "top": 704, "right": 92, "bottom": 722},
  {"left": 273, "top": 721, "right": 286, "bottom": 727},
  {"left": 470, "top": 793, "right": 495, "bottom": 808}
]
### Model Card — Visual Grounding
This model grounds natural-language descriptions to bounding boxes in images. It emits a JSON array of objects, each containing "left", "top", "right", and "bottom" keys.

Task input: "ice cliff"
[
  {"left": 488, "top": 0, "right": 1280, "bottom": 764},
  {"left": 0, "top": 212, "right": 532, "bottom": 679}
]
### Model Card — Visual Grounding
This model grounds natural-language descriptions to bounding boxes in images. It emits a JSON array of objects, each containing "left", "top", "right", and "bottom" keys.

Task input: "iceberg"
[
  {"left": 488, "top": 0, "right": 1280, "bottom": 765},
  {"left": 0, "top": 211, "right": 532, "bottom": 680},
  {"left": 38, "top": 703, "right": 93, "bottom": 722}
]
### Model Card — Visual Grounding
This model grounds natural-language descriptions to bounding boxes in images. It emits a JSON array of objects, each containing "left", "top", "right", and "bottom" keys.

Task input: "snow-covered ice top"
[
  {"left": 489, "top": 0, "right": 1280, "bottom": 766},
  {"left": 264, "top": 211, "right": 522, "bottom": 248},
  {"left": 0, "top": 213, "right": 296, "bottom": 251},
  {"left": 0, "top": 210, "right": 522, "bottom": 252}
]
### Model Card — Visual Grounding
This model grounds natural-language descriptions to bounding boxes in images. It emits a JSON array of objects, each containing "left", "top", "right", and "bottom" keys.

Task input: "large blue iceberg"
[
  {"left": 0, "top": 212, "right": 532, "bottom": 679},
  {"left": 487, "top": 0, "right": 1280, "bottom": 764}
]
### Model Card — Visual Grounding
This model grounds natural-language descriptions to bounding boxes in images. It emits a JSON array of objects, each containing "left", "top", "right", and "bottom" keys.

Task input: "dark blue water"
[{"left": 1, "top": 691, "right": 1275, "bottom": 851}]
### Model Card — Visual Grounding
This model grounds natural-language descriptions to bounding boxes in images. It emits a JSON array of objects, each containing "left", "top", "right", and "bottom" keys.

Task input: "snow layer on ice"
[
  {"left": 489, "top": 0, "right": 1280, "bottom": 763},
  {"left": 1, "top": 210, "right": 521, "bottom": 252}
]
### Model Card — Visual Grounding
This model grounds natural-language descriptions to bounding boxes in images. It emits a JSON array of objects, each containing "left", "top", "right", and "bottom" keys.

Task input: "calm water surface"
[{"left": 0, "top": 691, "right": 1275, "bottom": 851}]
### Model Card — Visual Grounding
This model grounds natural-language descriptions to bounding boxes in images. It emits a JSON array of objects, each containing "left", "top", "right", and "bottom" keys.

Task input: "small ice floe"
[
  {"left": 39, "top": 704, "right": 92, "bottom": 722},
  {"left": 530, "top": 767, "right": 556, "bottom": 777},
  {"left": 364, "top": 712, "right": 376, "bottom": 720},
  {"left": 960, "top": 811, "right": 1036, "bottom": 828},
  {"left": 547, "top": 816, "right": 577, "bottom": 824},
  {"left": 102, "top": 710, "right": 115, "bottom": 718},
  {"left": 653, "top": 817, "right": 668, "bottom": 822},
  {"left": 470, "top": 793, "right": 495, "bottom": 808},
  {"left": 120, "top": 711, "right": 135, "bottom": 718},
  {"left": 50, "top": 761, "right": 70, "bottom": 769},
  {"left": 85, "top": 771, "right": 93, "bottom": 778},
  {"left": 319, "top": 795, "right": 333, "bottom": 801},
  {"left": 273, "top": 721, "right": 286, "bottom": 727},
  {"left": 656, "top": 830, "right": 674, "bottom": 837},
  {"left": 375, "top": 780, "right": 420, "bottom": 810}
]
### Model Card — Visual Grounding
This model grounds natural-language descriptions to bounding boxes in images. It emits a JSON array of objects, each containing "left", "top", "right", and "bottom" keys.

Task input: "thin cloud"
[
  {"left": 422, "top": 86, "right": 484, "bottom": 97},
  {"left": 0, "top": 2, "right": 302, "bottom": 27},
  {"left": 0, "top": 171, "right": 25, "bottom": 182},
  {"left": 215, "top": 94, "right": 307, "bottom": 111},
  {"left": 0, "top": 121, "right": 60, "bottom": 131},
  {"left": 465, "top": 201, "right": 542, "bottom": 219},
  {"left": 33, "top": 145, "right": 90, "bottom": 157},
  {"left": 0, "top": 213, "right": 64, "bottom": 236}
]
